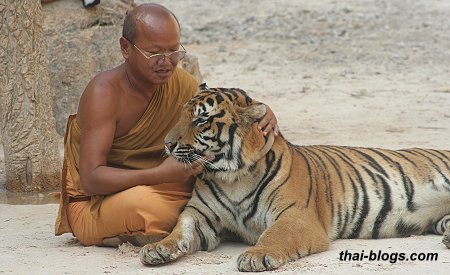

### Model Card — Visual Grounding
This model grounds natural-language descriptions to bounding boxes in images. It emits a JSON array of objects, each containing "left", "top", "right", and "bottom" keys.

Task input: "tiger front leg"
[
  {"left": 140, "top": 206, "right": 221, "bottom": 265},
  {"left": 237, "top": 216, "right": 330, "bottom": 272}
]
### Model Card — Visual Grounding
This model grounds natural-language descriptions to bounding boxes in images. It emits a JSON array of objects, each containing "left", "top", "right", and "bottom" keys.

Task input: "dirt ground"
[{"left": 1, "top": 0, "right": 449, "bottom": 274}]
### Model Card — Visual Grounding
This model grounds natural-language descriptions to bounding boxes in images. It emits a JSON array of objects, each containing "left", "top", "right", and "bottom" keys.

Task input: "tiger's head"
[{"left": 165, "top": 87, "right": 273, "bottom": 179}]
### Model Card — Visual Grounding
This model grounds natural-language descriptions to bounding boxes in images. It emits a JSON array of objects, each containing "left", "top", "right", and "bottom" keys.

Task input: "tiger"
[{"left": 139, "top": 86, "right": 450, "bottom": 272}]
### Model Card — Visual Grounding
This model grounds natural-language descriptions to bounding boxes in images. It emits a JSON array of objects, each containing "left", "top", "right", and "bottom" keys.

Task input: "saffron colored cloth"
[{"left": 54, "top": 68, "right": 198, "bottom": 245}]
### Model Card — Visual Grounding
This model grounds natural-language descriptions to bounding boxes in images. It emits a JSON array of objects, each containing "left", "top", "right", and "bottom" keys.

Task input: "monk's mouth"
[{"left": 155, "top": 69, "right": 172, "bottom": 77}]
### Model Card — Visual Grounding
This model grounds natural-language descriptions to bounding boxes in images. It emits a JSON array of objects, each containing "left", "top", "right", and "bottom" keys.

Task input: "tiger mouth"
[
  {"left": 171, "top": 148, "right": 223, "bottom": 172},
  {"left": 172, "top": 147, "right": 204, "bottom": 163},
  {"left": 173, "top": 152, "right": 201, "bottom": 164}
]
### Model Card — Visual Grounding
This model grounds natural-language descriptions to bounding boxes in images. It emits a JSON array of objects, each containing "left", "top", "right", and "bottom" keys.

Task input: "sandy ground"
[{"left": 1, "top": 0, "right": 450, "bottom": 274}]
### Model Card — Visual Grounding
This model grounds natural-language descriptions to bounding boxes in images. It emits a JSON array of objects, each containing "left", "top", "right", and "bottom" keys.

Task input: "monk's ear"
[{"left": 120, "top": 37, "right": 131, "bottom": 59}]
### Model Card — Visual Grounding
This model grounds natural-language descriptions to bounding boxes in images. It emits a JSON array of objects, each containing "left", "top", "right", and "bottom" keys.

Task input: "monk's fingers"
[
  {"left": 257, "top": 116, "right": 270, "bottom": 133},
  {"left": 188, "top": 162, "right": 204, "bottom": 175},
  {"left": 258, "top": 105, "right": 279, "bottom": 136},
  {"left": 194, "top": 165, "right": 204, "bottom": 175},
  {"left": 260, "top": 118, "right": 278, "bottom": 136}
]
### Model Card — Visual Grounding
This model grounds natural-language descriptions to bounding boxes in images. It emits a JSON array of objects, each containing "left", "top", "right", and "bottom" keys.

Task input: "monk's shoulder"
[
  {"left": 77, "top": 68, "right": 122, "bottom": 119},
  {"left": 82, "top": 69, "right": 122, "bottom": 104}
]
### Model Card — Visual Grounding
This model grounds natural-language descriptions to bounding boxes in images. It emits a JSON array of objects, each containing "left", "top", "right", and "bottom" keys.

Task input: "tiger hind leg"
[{"left": 430, "top": 215, "right": 450, "bottom": 248}]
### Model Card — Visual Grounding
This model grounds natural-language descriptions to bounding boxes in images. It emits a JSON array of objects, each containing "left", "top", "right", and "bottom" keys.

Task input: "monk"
[{"left": 54, "top": 3, "right": 279, "bottom": 247}]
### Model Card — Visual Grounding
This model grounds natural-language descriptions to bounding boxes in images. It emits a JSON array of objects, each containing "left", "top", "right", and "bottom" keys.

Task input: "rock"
[
  {"left": 179, "top": 54, "right": 203, "bottom": 84},
  {"left": 43, "top": 0, "right": 202, "bottom": 135},
  {"left": 43, "top": 0, "right": 135, "bottom": 135}
]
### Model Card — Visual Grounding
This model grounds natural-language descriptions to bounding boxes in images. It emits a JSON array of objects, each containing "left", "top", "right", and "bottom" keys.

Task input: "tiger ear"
[
  {"left": 193, "top": 83, "right": 209, "bottom": 95},
  {"left": 236, "top": 103, "right": 266, "bottom": 124},
  {"left": 199, "top": 83, "right": 209, "bottom": 90}
]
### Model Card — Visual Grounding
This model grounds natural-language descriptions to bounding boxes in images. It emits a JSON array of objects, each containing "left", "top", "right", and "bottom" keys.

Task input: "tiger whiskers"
[
  {"left": 172, "top": 152, "right": 201, "bottom": 169},
  {"left": 166, "top": 146, "right": 220, "bottom": 171},
  {"left": 190, "top": 152, "right": 220, "bottom": 171},
  {"left": 180, "top": 155, "right": 194, "bottom": 169}
]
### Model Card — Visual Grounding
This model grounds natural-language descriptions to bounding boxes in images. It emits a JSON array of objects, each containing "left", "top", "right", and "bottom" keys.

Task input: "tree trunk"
[{"left": 0, "top": 1, "right": 60, "bottom": 192}]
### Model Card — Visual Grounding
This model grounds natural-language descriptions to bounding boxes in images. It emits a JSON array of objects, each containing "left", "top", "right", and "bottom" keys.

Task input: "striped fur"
[{"left": 140, "top": 87, "right": 450, "bottom": 272}]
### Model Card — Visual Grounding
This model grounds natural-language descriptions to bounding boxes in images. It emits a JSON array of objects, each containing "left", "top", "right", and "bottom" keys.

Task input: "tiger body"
[
  {"left": 190, "top": 145, "right": 450, "bottom": 243},
  {"left": 140, "top": 87, "right": 450, "bottom": 272}
]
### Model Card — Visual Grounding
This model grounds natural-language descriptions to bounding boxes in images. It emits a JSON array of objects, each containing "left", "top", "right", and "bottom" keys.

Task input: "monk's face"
[{"left": 129, "top": 14, "right": 181, "bottom": 85}]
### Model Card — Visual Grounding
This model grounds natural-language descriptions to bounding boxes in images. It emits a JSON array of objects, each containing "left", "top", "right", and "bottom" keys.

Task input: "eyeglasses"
[{"left": 131, "top": 42, "right": 186, "bottom": 66}]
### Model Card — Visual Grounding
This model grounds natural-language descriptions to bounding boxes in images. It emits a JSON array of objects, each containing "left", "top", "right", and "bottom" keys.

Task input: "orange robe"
[{"left": 54, "top": 68, "right": 198, "bottom": 245}]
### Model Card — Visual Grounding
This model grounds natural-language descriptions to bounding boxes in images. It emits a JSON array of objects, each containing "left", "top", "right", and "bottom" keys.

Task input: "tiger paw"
[
  {"left": 139, "top": 239, "right": 188, "bottom": 265},
  {"left": 237, "top": 247, "right": 287, "bottom": 272},
  {"left": 443, "top": 225, "right": 450, "bottom": 249}
]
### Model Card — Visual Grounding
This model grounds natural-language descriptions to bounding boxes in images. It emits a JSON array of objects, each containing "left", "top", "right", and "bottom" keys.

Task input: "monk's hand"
[
  {"left": 158, "top": 155, "right": 204, "bottom": 183},
  {"left": 258, "top": 104, "right": 279, "bottom": 136}
]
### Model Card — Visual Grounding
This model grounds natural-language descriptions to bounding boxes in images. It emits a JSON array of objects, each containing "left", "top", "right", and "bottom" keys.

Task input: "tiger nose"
[{"left": 165, "top": 142, "right": 176, "bottom": 152}]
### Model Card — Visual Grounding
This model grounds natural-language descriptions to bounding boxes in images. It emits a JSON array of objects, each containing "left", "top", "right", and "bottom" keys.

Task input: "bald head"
[{"left": 122, "top": 3, "right": 180, "bottom": 43}]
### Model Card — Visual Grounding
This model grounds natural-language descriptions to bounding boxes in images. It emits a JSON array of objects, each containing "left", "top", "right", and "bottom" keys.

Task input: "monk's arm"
[{"left": 77, "top": 80, "right": 200, "bottom": 195}]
